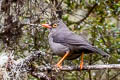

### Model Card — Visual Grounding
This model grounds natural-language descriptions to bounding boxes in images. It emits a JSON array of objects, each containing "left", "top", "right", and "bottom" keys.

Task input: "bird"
[{"left": 42, "top": 19, "right": 110, "bottom": 69}]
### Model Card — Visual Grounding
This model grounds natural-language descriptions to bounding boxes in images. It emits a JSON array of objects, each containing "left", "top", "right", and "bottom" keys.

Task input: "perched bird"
[{"left": 42, "top": 19, "right": 110, "bottom": 69}]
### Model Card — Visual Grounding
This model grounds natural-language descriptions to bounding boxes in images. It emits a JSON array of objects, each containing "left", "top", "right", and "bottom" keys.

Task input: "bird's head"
[{"left": 42, "top": 20, "right": 68, "bottom": 31}]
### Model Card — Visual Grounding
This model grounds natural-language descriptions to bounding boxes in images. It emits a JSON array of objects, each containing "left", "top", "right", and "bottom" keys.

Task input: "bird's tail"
[
  {"left": 83, "top": 45, "right": 110, "bottom": 57},
  {"left": 93, "top": 47, "right": 110, "bottom": 57}
]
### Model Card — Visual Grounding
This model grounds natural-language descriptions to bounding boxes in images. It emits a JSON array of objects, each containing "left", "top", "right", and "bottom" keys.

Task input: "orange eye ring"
[{"left": 53, "top": 24, "right": 57, "bottom": 28}]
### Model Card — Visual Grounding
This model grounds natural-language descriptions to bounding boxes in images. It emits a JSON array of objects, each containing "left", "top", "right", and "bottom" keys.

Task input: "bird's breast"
[
  {"left": 50, "top": 42, "right": 69, "bottom": 56},
  {"left": 48, "top": 36, "right": 69, "bottom": 56}
]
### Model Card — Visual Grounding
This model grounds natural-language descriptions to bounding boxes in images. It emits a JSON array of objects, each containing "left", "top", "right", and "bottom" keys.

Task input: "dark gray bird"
[{"left": 42, "top": 19, "right": 110, "bottom": 69}]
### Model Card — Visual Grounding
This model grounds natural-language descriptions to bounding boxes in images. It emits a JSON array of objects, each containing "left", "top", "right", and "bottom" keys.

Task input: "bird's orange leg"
[
  {"left": 56, "top": 51, "right": 70, "bottom": 69},
  {"left": 80, "top": 52, "right": 84, "bottom": 70}
]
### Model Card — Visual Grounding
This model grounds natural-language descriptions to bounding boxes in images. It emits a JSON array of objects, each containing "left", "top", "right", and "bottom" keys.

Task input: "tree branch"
[
  {"left": 31, "top": 71, "right": 51, "bottom": 80},
  {"left": 15, "top": 51, "right": 120, "bottom": 72},
  {"left": 7, "top": 51, "right": 50, "bottom": 80},
  {"left": 6, "top": 50, "right": 119, "bottom": 80},
  {"left": 36, "top": 64, "right": 120, "bottom": 72}
]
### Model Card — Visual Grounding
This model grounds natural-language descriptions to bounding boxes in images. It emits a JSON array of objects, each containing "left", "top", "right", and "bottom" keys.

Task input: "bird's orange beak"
[{"left": 42, "top": 24, "right": 51, "bottom": 28}]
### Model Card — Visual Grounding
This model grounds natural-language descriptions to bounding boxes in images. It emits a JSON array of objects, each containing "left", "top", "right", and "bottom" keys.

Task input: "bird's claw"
[
  {"left": 53, "top": 64, "right": 62, "bottom": 72},
  {"left": 55, "top": 64, "right": 62, "bottom": 69}
]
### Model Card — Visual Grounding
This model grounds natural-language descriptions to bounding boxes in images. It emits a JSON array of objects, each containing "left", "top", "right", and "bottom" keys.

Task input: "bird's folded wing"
[{"left": 52, "top": 31, "right": 91, "bottom": 46}]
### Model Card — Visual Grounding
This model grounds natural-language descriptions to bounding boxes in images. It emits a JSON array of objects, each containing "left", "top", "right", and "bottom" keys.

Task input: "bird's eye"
[{"left": 53, "top": 24, "right": 57, "bottom": 28}]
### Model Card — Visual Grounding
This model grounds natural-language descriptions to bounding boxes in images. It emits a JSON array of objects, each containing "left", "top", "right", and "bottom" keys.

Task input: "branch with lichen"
[
  {"left": 5, "top": 50, "right": 120, "bottom": 80},
  {"left": 30, "top": 64, "right": 120, "bottom": 72}
]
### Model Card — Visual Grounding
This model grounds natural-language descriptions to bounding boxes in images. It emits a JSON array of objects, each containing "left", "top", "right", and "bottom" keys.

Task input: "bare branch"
[{"left": 36, "top": 64, "right": 120, "bottom": 72}]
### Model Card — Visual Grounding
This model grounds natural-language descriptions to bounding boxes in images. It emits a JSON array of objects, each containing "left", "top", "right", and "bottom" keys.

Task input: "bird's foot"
[
  {"left": 55, "top": 63, "right": 62, "bottom": 69},
  {"left": 53, "top": 64, "right": 62, "bottom": 72}
]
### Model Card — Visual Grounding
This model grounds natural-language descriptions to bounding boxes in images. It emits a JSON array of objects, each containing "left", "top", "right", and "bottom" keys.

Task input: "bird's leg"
[
  {"left": 56, "top": 51, "right": 70, "bottom": 69},
  {"left": 80, "top": 52, "right": 84, "bottom": 70}
]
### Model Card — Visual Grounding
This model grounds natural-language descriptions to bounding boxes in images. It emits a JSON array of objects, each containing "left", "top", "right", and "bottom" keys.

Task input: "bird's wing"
[{"left": 52, "top": 31, "right": 90, "bottom": 46}]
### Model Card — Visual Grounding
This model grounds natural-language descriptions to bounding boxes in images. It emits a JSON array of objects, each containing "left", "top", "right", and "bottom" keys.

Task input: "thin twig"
[
  {"left": 75, "top": 3, "right": 98, "bottom": 24},
  {"left": 22, "top": 23, "right": 42, "bottom": 27},
  {"left": 110, "top": 72, "right": 120, "bottom": 80}
]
